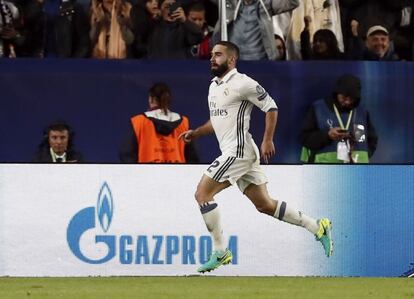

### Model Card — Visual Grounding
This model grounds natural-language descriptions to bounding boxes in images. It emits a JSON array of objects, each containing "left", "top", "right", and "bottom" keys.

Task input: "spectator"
[
  {"left": 90, "top": 0, "right": 134, "bottom": 59},
  {"left": 348, "top": 23, "right": 399, "bottom": 60},
  {"left": 272, "top": 10, "right": 292, "bottom": 42},
  {"left": 187, "top": 1, "right": 212, "bottom": 59},
  {"left": 12, "top": 0, "right": 44, "bottom": 57},
  {"left": 301, "top": 17, "right": 345, "bottom": 60},
  {"left": 300, "top": 74, "right": 378, "bottom": 164},
  {"left": 340, "top": 0, "right": 414, "bottom": 59},
  {"left": 146, "top": 0, "right": 203, "bottom": 59},
  {"left": 120, "top": 82, "right": 199, "bottom": 163},
  {"left": 44, "top": 0, "right": 90, "bottom": 57},
  {"left": 211, "top": 0, "right": 299, "bottom": 60},
  {"left": 393, "top": 1, "right": 414, "bottom": 60},
  {"left": 272, "top": 17, "right": 287, "bottom": 60},
  {"left": 0, "top": 0, "right": 20, "bottom": 57},
  {"left": 130, "top": 0, "right": 160, "bottom": 58},
  {"left": 33, "top": 121, "right": 83, "bottom": 163},
  {"left": 274, "top": 34, "right": 286, "bottom": 60},
  {"left": 19, "top": 0, "right": 90, "bottom": 58},
  {"left": 287, "top": 0, "right": 344, "bottom": 60},
  {"left": 340, "top": 0, "right": 406, "bottom": 41}
]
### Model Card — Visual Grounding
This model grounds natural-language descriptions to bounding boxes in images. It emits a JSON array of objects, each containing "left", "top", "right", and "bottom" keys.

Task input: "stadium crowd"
[
  {"left": 0, "top": 0, "right": 413, "bottom": 60},
  {"left": 2, "top": 0, "right": 413, "bottom": 164}
]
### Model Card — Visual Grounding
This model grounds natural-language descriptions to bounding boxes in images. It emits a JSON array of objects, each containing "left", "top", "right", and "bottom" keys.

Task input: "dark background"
[{"left": 1, "top": 59, "right": 413, "bottom": 163}]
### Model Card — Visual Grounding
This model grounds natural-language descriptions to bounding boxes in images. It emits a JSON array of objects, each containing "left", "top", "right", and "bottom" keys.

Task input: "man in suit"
[{"left": 33, "top": 121, "right": 83, "bottom": 163}]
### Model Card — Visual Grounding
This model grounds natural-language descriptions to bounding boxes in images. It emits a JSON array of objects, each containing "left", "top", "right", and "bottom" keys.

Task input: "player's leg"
[
  {"left": 196, "top": 155, "right": 249, "bottom": 272},
  {"left": 195, "top": 174, "right": 230, "bottom": 252},
  {"left": 195, "top": 174, "right": 232, "bottom": 272},
  {"left": 242, "top": 183, "right": 333, "bottom": 257},
  {"left": 243, "top": 183, "right": 318, "bottom": 231}
]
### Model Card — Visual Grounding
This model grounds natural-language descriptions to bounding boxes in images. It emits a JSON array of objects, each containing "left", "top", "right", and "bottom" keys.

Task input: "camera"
[{"left": 168, "top": 2, "right": 181, "bottom": 16}]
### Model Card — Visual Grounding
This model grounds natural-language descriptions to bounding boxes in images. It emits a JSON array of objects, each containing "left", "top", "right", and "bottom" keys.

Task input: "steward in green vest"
[{"left": 300, "top": 74, "right": 378, "bottom": 163}]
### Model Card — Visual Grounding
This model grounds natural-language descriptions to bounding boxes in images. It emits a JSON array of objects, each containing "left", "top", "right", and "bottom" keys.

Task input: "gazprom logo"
[
  {"left": 66, "top": 182, "right": 238, "bottom": 265},
  {"left": 66, "top": 182, "right": 116, "bottom": 264},
  {"left": 97, "top": 182, "right": 113, "bottom": 233}
]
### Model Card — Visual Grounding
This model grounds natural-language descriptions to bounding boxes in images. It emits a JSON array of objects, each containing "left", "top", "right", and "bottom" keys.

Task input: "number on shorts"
[{"left": 207, "top": 160, "right": 220, "bottom": 173}]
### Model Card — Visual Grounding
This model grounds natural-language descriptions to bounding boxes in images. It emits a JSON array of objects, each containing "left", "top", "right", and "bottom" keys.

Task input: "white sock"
[
  {"left": 200, "top": 201, "right": 226, "bottom": 252},
  {"left": 274, "top": 201, "right": 319, "bottom": 235}
]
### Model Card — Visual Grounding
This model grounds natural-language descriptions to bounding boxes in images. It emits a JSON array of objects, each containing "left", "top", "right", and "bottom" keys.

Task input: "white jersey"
[{"left": 208, "top": 68, "right": 278, "bottom": 159}]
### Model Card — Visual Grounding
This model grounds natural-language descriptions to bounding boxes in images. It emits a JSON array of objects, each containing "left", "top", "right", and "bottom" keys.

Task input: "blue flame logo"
[
  {"left": 67, "top": 182, "right": 116, "bottom": 264},
  {"left": 97, "top": 182, "right": 113, "bottom": 232}
]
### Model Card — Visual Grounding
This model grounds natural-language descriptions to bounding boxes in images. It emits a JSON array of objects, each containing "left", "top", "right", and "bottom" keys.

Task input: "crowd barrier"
[
  {"left": 0, "top": 59, "right": 414, "bottom": 163},
  {"left": 0, "top": 164, "right": 412, "bottom": 276}
]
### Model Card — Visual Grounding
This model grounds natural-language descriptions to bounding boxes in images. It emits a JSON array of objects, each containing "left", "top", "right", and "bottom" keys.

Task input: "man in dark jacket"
[
  {"left": 347, "top": 24, "right": 399, "bottom": 60},
  {"left": 33, "top": 121, "right": 83, "bottom": 163},
  {"left": 15, "top": 0, "right": 89, "bottom": 57},
  {"left": 146, "top": 0, "right": 203, "bottom": 59},
  {"left": 300, "top": 74, "right": 378, "bottom": 163},
  {"left": 340, "top": 0, "right": 407, "bottom": 38}
]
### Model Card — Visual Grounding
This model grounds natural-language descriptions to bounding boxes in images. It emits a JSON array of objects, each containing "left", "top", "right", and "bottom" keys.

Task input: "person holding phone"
[
  {"left": 146, "top": 0, "right": 203, "bottom": 58},
  {"left": 300, "top": 74, "right": 378, "bottom": 163}
]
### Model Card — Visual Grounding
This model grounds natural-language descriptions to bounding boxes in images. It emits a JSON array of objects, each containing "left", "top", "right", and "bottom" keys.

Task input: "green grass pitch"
[{"left": 0, "top": 277, "right": 412, "bottom": 299}]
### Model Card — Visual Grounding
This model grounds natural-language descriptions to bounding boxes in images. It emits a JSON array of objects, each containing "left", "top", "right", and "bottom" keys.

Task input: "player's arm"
[
  {"left": 179, "top": 120, "right": 214, "bottom": 143},
  {"left": 240, "top": 78, "right": 278, "bottom": 163},
  {"left": 261, "top": 109, "right": 277, "bottom": 164}
]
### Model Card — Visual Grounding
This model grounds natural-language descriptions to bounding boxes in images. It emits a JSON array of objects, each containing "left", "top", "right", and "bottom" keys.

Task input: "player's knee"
[
  {"left": 255, "top": 202, "right": 275, "bottom": 216},
  {"left": 194, "top": 189, "right": 208, "bottom": 204}
]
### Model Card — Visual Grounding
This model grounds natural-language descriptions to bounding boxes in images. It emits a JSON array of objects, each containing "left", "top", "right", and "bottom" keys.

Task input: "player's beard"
[{"left": 211, "top": 62, "right": 229, "bottom": 77}]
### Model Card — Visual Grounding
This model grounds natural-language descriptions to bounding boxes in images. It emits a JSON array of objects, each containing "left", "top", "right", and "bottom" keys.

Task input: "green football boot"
[
  {"left": 315, "top": 218, "right": 333, "bottom": 257},
  {"left": 197, "top": 249, "right": 233, "bottom": 273}
]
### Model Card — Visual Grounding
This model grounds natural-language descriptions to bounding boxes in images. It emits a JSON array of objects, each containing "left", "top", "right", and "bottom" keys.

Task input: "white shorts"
[{"left": 204, "top": 154, "right": 268, "bottom": 193}]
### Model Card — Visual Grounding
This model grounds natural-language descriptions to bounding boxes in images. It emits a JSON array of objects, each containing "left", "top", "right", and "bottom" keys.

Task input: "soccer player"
[{"left": 179, "top": 41, "right": 333, "bottom": 273}]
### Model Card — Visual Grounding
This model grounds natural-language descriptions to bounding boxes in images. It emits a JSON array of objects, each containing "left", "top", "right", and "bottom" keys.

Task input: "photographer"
[
  {"left": 146, "top": 0, "right": 203, "bottom": 59},
  {"left": 300, "top": 74, "right": 378, "bottom": 163}
]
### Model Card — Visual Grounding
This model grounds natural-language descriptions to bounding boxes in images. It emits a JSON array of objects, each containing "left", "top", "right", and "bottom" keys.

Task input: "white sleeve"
[{"left": 240, "top": 77, "right": 278, "bottom": 112}]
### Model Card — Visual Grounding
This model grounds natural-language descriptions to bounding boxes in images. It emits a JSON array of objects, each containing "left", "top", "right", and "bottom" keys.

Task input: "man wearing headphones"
[{"left": 33, "top": 121, "right": 83, "bottom": 163}]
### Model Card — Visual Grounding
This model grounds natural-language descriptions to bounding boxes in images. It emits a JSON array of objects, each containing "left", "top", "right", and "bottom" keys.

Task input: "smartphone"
[
  {"left": 168, "top": 2, "right": 181, "bottom": 16},
  {"left": 338, "top": 129, "right": 347, "bottom": 133}
]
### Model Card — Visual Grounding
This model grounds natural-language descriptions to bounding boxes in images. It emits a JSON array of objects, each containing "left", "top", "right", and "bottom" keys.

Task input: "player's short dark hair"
[{"left": 215, "top": 41, "right": 239, "bottom": 59}]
